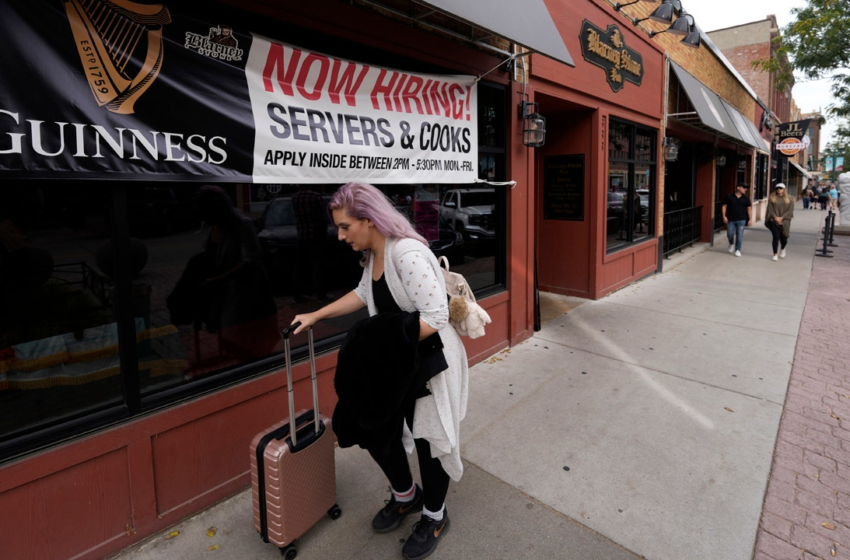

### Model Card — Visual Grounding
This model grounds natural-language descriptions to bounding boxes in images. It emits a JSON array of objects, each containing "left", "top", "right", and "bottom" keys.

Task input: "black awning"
[
  {"left": 669, "top": 62, "right": 745, "bottom": 144},
  {"left": 669, "top": 62, "right": 769, "bottom": 153},
  {"left": 719, "top": 98, "right": 771, "bottom": 153},
  {"left": 357, "top": 0, "right": 574, "bottom": 66},
  {"left": 789, "top": 161, "right": 811, "bottom": 178}
]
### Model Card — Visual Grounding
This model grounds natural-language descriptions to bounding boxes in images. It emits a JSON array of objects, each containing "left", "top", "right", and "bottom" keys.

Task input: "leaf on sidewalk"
[
  {"left": 207, "top": 545, "right": 219, "bottom": 551},
  {"left": 724, "top": 407, "right": 734, "bottom": 413},
  {"left": 206, "top": 526, "right": 217, "bottom": 537},
  {"left": 165, "top": 531, "right": 180, "bottom": 540},
  {"left": 822, "top": 522, "right": 836, "bottom": 530}
]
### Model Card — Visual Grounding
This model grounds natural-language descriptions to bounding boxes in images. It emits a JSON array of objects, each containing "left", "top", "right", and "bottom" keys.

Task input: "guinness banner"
[
  {"left": 775, "top": 119, "right": 812, "bottom": 157},
  {"left": 0, "top": 0, "right": 478, "bottom": 184}
]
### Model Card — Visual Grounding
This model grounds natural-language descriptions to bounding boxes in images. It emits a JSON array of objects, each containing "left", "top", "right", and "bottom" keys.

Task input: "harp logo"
[
  {"left": 185, "top": 25, "right": 244, "bottom": 62},
  {"left": 64, "top": 0, "right": 171, "bottom": 114}
]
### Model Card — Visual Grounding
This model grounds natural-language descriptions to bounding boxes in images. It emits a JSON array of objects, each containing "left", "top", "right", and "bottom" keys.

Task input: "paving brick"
[
  {"left": 769, "top": 479, "right": 799, "bottom": 504},
  {"left": 795, "top": 488, "right": 835, "bottom": 518},
  {"left": 796, "top": 475, "right": 838, "bottom": 501},
  {"left": 775, "top": 449, "right": 807, "bottom": 473},
  {"left": 803, "top": 428, "right": 838, "bottom": 448},
  {"left": 803, "top": 515, "right": 850, "bottom": 552},
  {"left": 761, "top": 510, "right": 794, "bottom": 540},
  {"left": 788, "top": 385, "right": 829, "bottom": 406},
  {"left": 836, "top": 462, "right": 850, "bottom": 481},
  {"left": 784, "top": 431, "right": 827, "bottom": 455},
  {"left": 771, "top": 464, "right": 800, "bottom": 486},
  {"left": 804, "top": 450, "right": 838, "bottom": 474},
  {"left": 814, "top": 470, "right": 847, "bottom": 494},
  {"left": 765, "top": 494, "right": 809, "bottom": 524},
  {"left": 800, "top": 380, "right": 829, "bottom": 394},
  {"left": 835, "top": 504, "right": 850, "bottom": 527},
  {"left": 803, "top": 460, "right": 822, "bottom": 481},
  {"left": 790, "top": 524, "right": 837, "bottom": 558},
  {"left": 784, "top": 410, "right": 833, "bottom": 435},
  {"left": 802, "top": 407, "right": 841, "bottom": 428},
  {"left": 756, "top": 530, "right": 807, "bottom": 560},
  {"left": 830, "top": 425, "right": 850, "bottom": 445},
  {"left": 824, "top": 445, "right": 850, "bottom": 466},
  {"left": 778, "top": 439, "right": 807, "bottom": 460}
]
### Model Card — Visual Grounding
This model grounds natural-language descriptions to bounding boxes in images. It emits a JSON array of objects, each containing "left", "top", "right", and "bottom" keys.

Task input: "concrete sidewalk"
[{"left": 110, "top": 203, "right": 833, "bottom": 560}]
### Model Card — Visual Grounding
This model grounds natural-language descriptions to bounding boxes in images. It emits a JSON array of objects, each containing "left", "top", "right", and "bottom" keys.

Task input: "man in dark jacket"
[{"left": 721, "top": 182, "right": 752, "bottom": 257}]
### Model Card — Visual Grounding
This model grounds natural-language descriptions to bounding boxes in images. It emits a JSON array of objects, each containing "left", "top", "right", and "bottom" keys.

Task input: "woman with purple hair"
[{"left": 292, "top": 182, "right": 468, "bottom": 560}]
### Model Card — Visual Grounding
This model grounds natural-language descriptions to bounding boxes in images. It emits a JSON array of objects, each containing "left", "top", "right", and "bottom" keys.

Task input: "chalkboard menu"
[{"left": 543, "top": 155, "right": 585, "bottom": 220}]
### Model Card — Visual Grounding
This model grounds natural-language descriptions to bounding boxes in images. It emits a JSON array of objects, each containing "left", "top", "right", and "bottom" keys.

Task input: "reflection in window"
[
  {"left": 0, "top": 183, "right": 122, "bottom": 443},
  {"left": 138, "top": 181, "right": 501, "bottom": 395},
  {"left": 606, "top": 119, "right": 657, "bottom": 252}
]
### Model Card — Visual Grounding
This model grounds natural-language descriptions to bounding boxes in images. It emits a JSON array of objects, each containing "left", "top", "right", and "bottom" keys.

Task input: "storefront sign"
[
  {"left": 579, "top": 21, "right": 643, "bottom": 93},
  {"left": 543, "top": 154, "right": 585, "bottom": 221},
  {"left": 0, "top": 0, "right": 478, "bottom": 184},
  {"left": 776, "top": 119, "right": 812, "bottom": 157}
]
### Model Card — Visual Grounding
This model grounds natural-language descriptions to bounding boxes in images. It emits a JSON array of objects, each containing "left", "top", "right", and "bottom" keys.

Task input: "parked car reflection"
[{"left": 256, "top": 196, "right": 359, "bottom": 294}]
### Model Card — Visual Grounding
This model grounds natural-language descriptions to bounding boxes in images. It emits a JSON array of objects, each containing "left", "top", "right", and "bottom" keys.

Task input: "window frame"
[
  {"left": 0, "top": 83, "right": 510, "bottom": 463},
  {"left": 606, "top": 118, "right": 658, "bottom": 254}
]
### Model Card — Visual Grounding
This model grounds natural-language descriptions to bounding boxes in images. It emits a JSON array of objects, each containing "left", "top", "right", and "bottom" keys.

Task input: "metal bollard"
[
  {"left": 817, "top": 212, "right": 835, "bottom": 258},
  {"left": 827, "top": 209, "right": 838, "bottom": 247}
]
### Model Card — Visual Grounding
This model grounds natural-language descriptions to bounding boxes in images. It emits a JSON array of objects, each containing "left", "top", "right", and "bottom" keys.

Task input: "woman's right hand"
[{"left": 291, "top": 312, "right": 320, "bottom": 335}]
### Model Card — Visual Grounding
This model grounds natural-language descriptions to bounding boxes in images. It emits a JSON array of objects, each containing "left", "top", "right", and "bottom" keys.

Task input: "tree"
[{"left": 756, "top": 0, "right": 850, "bottom": 119}]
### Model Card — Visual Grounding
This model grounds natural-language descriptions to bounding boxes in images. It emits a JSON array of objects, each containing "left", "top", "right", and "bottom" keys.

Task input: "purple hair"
[{"left": 329, "top": 182, "right": 428, "bottom": 246}]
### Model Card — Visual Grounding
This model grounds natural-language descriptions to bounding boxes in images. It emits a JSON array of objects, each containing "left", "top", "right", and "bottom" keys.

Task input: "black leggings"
[
  {"left": 368, "top": 401, "right": 451, "bottom": 512},
  {"left": 766, "top": 220, "right": 788, "bottom": 254}
]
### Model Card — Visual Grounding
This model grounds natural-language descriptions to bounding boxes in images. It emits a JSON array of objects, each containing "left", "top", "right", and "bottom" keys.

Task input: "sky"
[{"left": 682, "top": 0, "right": 840, "bottom": 147}]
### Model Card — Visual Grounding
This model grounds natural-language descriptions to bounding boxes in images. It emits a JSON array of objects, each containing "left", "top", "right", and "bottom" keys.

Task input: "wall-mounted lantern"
[
  {"left": 716, "top": 155, "right": 727, "bottom": 166},
  {"left": 521, "top": 101, "right": 546, "bottom": 148},
  {"left": 663, "top": 136, "right": 680, "bottom": 161}
]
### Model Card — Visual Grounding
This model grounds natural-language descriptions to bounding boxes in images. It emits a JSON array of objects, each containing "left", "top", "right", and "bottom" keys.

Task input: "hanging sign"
[
  {"left": 776, "top": 119, "right": 812, "bottom": 157},
  {"left": 579, "top": 21, "right": 643, "bottom": 93},
  {"left": 0, "top": 0, "right": 478, "bottom": 184}
]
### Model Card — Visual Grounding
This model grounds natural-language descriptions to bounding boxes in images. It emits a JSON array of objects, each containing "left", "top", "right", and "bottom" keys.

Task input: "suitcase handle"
[
  {"left": 282, "top": 321, "right": 301, "bottom": 339},
  {"left": 282, "top": 324, "right": 320, "bottom": 447}
]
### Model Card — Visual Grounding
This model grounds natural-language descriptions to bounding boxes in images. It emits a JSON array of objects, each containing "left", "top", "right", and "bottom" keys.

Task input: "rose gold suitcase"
[{"left": 250, "top": 324, "right": 341, "bottom": 559}]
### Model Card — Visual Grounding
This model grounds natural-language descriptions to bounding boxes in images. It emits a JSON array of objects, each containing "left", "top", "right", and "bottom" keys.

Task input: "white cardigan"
[{"left": 353, "top": 237, "right": 469, "bottom": 481}]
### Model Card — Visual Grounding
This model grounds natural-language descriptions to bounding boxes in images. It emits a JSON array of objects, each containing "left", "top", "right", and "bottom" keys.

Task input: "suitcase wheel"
[
  {"left": 328, "top": 504, "right": 342, "bottom": 520},
  {"left": 279, "top": 544, "right": 297, "bottom": 559}
]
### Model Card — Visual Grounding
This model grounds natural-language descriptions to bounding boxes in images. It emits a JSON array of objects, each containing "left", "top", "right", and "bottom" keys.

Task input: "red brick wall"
[{"left": 718, "top": 44, "right": 771, "bottom": 102}]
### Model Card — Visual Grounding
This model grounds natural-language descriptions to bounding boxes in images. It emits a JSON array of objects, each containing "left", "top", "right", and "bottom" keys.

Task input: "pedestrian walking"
[
  {"left": 721, "top": 182, "right": 752, "bottom": 257},
  {"left": 829, "top": 183, "right": 839, "bottom": 210},
  {"left": 765, "top": 183, "right": 794, "bottom": 261},
  {"left": 818, "top": 185, "right": 829, "bottom": 210},
  {"left": 291, "top": 182, "right": 467, "bottom": 560},
  {"left": 801, "top": 186, "right": 812, "bottom": 210}
]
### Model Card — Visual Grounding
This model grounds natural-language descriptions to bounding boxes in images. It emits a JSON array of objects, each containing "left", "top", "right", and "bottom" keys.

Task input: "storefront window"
[
  {"left": 756, "top": 154, "right": 769, "bottom": 200},
  {"left": 0, "top": 87, "right": 507, "bottom": 458},
  {"left": 0, "top": 183, "right": 124, "bottom": 449},
  {"left": 606, "top": 120, "right": 657, "bottom": 252}
]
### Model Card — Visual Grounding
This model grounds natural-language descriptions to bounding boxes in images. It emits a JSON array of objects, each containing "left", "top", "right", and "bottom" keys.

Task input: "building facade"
[{"left": 0, "top": 1, "right": 672, "bottom": 558}]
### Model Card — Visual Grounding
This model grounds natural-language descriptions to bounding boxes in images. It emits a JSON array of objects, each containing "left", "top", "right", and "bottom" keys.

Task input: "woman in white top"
[{"left": 292, "top": 182, "right": 468, "bottom": 560}]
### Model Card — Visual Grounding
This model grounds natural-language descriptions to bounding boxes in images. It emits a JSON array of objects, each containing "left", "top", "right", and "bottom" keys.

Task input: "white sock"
[
  {"left": 422, "top": 504, "right": 445, "bottom": 521},
  {"left": 392, "top": 483, "right": 416, "bottom": 503}
]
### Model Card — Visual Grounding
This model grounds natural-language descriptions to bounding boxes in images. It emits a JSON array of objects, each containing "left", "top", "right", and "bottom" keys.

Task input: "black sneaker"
[
  {"left": 371, "top": 485, "right": 423, "bottom": 533},
  {"left": 402, "top": 510, "right": 450, "bottom": 560}
]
